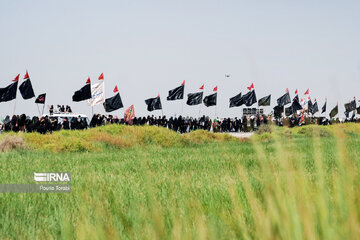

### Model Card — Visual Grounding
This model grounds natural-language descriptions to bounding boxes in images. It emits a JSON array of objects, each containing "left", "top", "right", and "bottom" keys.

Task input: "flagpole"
[
  {"left": 182, "top": 82, "right": 185, "bottom": 115},
  {"left": 198, "top": 103, "right": 202, "bottom": 118},
  {"left": 12, "top": 81, "right": 18, "bottom": 116},
  {"left": 36, "top": 103, "right": 41, "bottom": 117},
  {"left": 181, "top": 97, "right": 184, "bottom": 115},
  {"left": 42, "top": 104, "right": 45, "bottom": 116},
  {"left": 13, "top": 99, "right": 17, "bottom": 116}
]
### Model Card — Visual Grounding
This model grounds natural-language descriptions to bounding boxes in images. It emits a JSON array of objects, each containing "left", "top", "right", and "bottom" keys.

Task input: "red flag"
[
  {"left": 295, "top": 89, "right": 298, "bottom": 95},
  {"left": 304, "top": 88, "right": 309, "bottom": 95},
  {"left": 13, "top": 74, "right": 20, "bottom": 82},
  {"left": 113, "top": 85, "right": 118, "bottom": 93},
  {"left": 286, "top": 88, "right": 289, "bottom": 93},
  {"left": 181, "top": 80, "right": 185, "bottom": 86},
  {"left": 98, "top": 73, "right": 104, "bottom": 80},
  {"left": 24, "top": 71, "right": 29, "bottom": 80},
  {"left": 157, "top": 93, "right": 160, "bottom": 97},
  {"left": 213, "top": 86, "right": 218, "bottom": 92},
  {"left": 86, "top": 77, "right": 91, "bottom": 84},
  {"left": 247, "top": 83, "right": 254, "bottom": 91},
  {"left": 315, "top": 98, "right": 317, "bottom": 102},
  {"left": 124, "top": 105, "right": 135, "bottom": 123},
  {"left": 199, "top": 84, "right": 204, "bottom": 90}
]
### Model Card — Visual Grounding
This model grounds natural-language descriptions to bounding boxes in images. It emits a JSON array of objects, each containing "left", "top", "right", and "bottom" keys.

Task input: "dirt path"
[{"left": 227, "top": 132, "right": 254, "bottom": 139}]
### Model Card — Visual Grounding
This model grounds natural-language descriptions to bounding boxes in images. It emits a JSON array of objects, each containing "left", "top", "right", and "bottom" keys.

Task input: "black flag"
[
  {"left": 258, "top": 94, "right": 271, "bottom": 106},
  {"left": 103, "top": 93, "right": 123, "bottom": 112},
  {"left": 292, "top": 99, "right": 303, "bottom": 112},
  {"left": 19, "top": 79, "right": 35, "bottom": 99},
  {"left": 35, "top": 93, "right": 46, "bottom": 104},
  {"left": 167, "top": 85, "right": 184, "bottom": 101},
  {"left": 357, "top": 106, "right": 360, "bottom": 114},
  {"left": 273, "top": 105, "right": 284, "bottom": 118},
  {"left": 72, "top": 84, "right": 91, "bottom": 102},
  {"left": 145, "top": 96, "right": 162, "bottom": 111},
  {"left": 350, "top": 100, "right": 357, "bottom": 111},
  {"left": 277, "top": 92, "right": 291, "bottom": 107},
  {"left": 344, "top": 111, "right": 349, "bottom": 118},
  {"left": 186, "top": 92, "right": 203, "bottom": 106},
  {"left": 344, "top": 102, "right": 351, "bottom": 113},
  {"left": 311, "top": 101, "right": 319, "bottom": 115},
  {"left": 243, "top": 90, "right": 257, "bottom": 107},
  {"left": 203, "top": 93, "right": 217, "bottom": 107},
  {"left": 293, "top": 95, "right": 299, "bottom": 103},
  {"left": 285, "top": 106, "right": 293, "bottom": 116},
  {"left": 229, "top": 93, "right": 243, "bottom": 108},
  {"left": 344, "top": 100, "right": 356, "bottom": 113},
  {"left": 329, "top": 105, "right": 338, "bottom": 118},
  {"left": 308, "top": 99, "right": 313, "bottom": 114},
  {"left": 321, "top": 101, "right": 327, "bottom": 114},
  {"left": 0, "top": 81, "right": 18, "bottom": 102}
]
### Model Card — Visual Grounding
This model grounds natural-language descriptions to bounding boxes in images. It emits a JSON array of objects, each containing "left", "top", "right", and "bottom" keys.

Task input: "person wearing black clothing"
[{"left": 63, "top": 118, "right": 70, "bottom": 130}]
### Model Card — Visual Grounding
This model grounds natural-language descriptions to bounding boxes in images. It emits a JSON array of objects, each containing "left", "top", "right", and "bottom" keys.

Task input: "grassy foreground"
[{"left": 1, "top": 124, "right": 360, "bottom": 239}]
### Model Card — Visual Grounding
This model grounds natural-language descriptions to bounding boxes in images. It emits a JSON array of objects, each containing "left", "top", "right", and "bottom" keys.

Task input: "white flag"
[{"left": 88, "top": 82, "right": 105, "bottom": 106}]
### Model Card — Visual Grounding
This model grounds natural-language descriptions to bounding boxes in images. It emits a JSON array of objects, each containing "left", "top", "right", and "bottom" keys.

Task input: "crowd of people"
[
  {"left": 0, "top": 112, "right": 358, "bottom": 134},
  {"left": 89, "top": 114, "right": 269, "bottom": 133}
]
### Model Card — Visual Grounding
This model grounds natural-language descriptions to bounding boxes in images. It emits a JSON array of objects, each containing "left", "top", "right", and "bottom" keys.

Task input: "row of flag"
[
  {"left": 1, "top": 72, "right": 359, "bottom": 118},
  {"left": 72, "top": 75, "right": 360, "bottom": 118},
  {"left": 0, "top": 72, "right": 46, "bottom": 104}
]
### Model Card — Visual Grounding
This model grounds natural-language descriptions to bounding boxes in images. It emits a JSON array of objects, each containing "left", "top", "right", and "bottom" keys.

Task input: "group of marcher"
[
  {"left": 89, "top": 114, "right": 272, "bottom": 133},
  {"left": 0, "top": 114, "right": 87, "bottom": 134},
  {"left": 0, "top": 112, "right": 358, "bottom": 134}
]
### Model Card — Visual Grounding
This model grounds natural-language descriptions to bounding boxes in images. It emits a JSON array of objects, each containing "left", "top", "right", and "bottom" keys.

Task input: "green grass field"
[{"left": 1, "top": 124, "right": 360, "bottom": 239}]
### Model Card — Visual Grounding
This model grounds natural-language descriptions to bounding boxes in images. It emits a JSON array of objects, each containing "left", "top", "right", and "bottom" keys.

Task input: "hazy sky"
[{"left": 1, "top": 0, "right": 359, "bottom": 118}]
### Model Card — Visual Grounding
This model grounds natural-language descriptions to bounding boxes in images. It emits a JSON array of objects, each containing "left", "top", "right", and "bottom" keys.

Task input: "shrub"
[
  {"left": 283, "top": 128, "right": 292, "bottom": 138},
  {"left": 0, "top": 135, "right": 26, "bottom": 152},
  {"left": 256, "top": 124, "right": 273, "bottom": 135},
  {"left": 252, "top": 132, "right": 273, "bottom": 142},
  {"left": 296, "top": 125, "right": 333, "bottom": 138}
]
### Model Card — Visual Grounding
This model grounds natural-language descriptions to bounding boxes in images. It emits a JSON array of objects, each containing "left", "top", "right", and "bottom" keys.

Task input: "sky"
[{"left": 0, "top": 0, "right": 359, "bottom": 119}]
